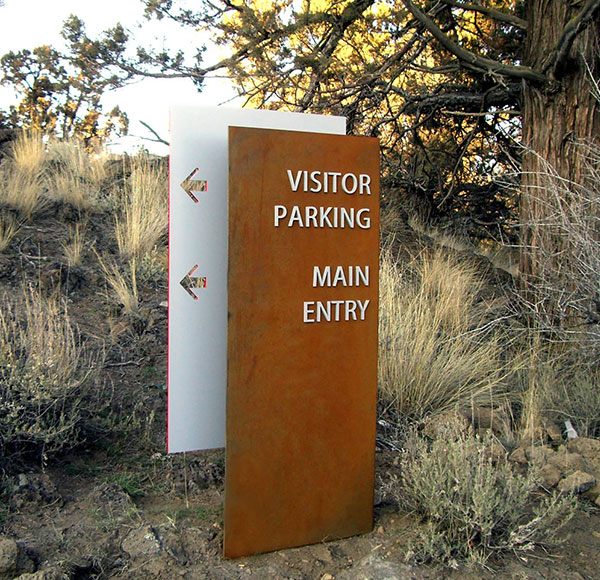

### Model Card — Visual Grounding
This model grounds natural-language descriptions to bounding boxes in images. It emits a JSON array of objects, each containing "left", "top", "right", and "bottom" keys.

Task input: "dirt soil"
[
  {"left": 3, "top": 448, "right": 600, "bottom": 580},
  {"left": 1, "top": 199, "right": 600, "bottom": 580}
]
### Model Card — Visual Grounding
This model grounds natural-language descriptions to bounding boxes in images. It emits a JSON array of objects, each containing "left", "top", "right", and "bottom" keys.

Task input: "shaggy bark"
[{"left": 520, "top": 0, "right": 600, "bottom": 323}]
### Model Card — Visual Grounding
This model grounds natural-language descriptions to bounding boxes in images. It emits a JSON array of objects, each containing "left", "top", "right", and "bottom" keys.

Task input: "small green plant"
[
  {"left": 109, "top": 473, "right": 146, "bottom": 499},
  {"left": 194, "top": 505, "right": 218, "bottom": 521},
  {"left": 389, "top": 423, "right": 576, "bottom": 566},
  {"left": 137, "top": 246, "right": 168, "bottom": 286},
  {"left": 164, "top": 504, "right": 220, "bottom": 529},
  {"left": 64, "top": 462, "right": 103, "bottom": 478}
]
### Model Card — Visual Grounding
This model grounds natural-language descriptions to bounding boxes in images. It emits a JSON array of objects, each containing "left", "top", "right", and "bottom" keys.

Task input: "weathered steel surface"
[{"left": 225, "top": 126, "right": 380, "bottom": 558}]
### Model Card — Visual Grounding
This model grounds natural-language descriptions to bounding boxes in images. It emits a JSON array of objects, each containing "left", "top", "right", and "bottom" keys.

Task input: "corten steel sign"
[
  {"left": 224, "top": 126, "right": 380, "bottom": 558},
  {"left": 168, "top": 107, "right": 345, "bottom": 453}
]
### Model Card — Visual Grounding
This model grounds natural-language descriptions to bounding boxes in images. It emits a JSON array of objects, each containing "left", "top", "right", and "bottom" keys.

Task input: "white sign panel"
[{"left": 168, "top": 106, "right": 346, "bottom": 453}]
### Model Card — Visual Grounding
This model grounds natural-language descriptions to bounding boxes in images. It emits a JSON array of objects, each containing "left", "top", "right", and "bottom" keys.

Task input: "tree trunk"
[{"left": 520, "top": 0, "right": 600, "bottom": 325}]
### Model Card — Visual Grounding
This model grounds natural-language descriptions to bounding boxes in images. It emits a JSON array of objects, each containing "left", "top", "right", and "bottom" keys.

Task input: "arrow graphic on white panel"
[
  {"left": 180, "top": 265, "right": 207, "bottom": 300},
  {"left": 180, "top": 168, "right": 207, "bottom": 203}
]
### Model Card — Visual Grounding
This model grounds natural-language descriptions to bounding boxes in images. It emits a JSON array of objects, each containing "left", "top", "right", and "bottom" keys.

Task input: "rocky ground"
[
  {"left": 1, "top": 445, "right": 600, "bottom": 580},
  {"left": 0, "top": 190, "right": 599, "bottom": 579}
]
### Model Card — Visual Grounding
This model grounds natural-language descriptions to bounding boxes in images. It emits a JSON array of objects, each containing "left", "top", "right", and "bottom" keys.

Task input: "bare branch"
[
  {"left": 438, "top": 0, "right": 527, "bottom": 29},
  {"left": 400, "top": 82, "right": 521, "bottom": 115},
  {"left": 139, "top": 120, "right": 169, "bottom": 145},
  {"left": 295, "top": 0, "right": 376, "bottom": 111},
  {"left": 401, "top": 0, "right": 548, "bottom": 84}
]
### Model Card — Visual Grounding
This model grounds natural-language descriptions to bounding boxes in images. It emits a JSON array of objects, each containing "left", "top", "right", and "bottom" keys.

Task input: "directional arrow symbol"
[
  {"left": 180, "top": 168, "right": 207, "bottom": 203},
  {"left": 180, "top": 265, "right": 207, "bottom": 300}
]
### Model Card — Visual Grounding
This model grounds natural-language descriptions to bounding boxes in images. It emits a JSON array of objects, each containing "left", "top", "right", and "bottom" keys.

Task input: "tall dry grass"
[
  {"left": 62, "top": 223, "right": 89, "bottom": 267},
  {"left": 508, "top": 140, "right": 600, "bottom": 439},
  {"left": 115, "top": 153, "right": 168, "bottom": 260},
  {"left": 97, "top": 254, "right": 140, "bottom": 316},
  {"left": 0, "top": 214, "right": 21, "bottom": 252},
  {"left": 515, "top": 338, "right": 600, "bottom": 440},
  {"left": 0, "top": 131, "right": 46, "bottom": 217},
  {"left": 45, "top": 138, "right": 108, "bottom": 209},
  {"left": 378, "top": 245, "right": 513, "bottom": 420},
  {"left": 542, "top": 366, "right": 600, "bottom": 437},
  {"left": 518, "top": 140, "right": 600, "bottom": 346},
  {"left": 0, "top": 132, "right": 112, "bottom": 216},
  {"left": 10, "top": 130, "right": 46, "bottom": 174}
]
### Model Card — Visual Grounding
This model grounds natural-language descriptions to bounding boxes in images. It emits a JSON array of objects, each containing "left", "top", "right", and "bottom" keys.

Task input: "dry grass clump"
[
  {"left": 97, "top": 254, "right": 140, "bottom": 316},
  {"left": 45, "top": 138, "right": 108, "bottom": 209},
  {"left": 0, "top": 165, "right": 45, "bottom": 218},
  {"left": 0, "top": 285, "right": 101, "bottom": 462},
  {"left": 0, "top": 132, "right": 112, "bottom": 216},
  {"left": 0, "top": 132, "right": 113, "bottom": 216},
  {"left": 114, "top": 153, "right": 168, "bottom": 260},
  {"left": 517, "top": 343, "right": 600, "bottom": 440},
  {"left": 513, "top": 144, "right": 600, "bottom": 436},
  {"left": 541, "top": 366, "right": 600, "bottom": 438},
  {"left": 0, "top": 214, "right": 21, "bottom": 252},
  {"left": 10, "top": 130, "right": 46, "bottom": 174},
  {"left": 98, "top": 153, "right": 167, "bottom": 315},
  {"left": 389, "top": 422, "right": 577, "bottom": 566},
  {"left": 378, "top": 245, "right": 512, "bottom": 420},
  {"left": 0, "top": 132, "right": 47, "bottom": 218},
  {"left": 379, "top": 202, "right": 409, "bottom": 234},
  {"left": 62, "top": 223, "right": 89, "bottom": 267}
]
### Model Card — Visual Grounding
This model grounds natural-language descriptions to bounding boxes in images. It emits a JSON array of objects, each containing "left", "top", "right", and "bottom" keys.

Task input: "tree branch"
[
  {"left": 438, "top": 0, "right": 527, "bottom": 29},
  {"left": 139, "top": 120, "right": 169, "bottom": 145},
  {"left": 296, "top": 0, "right": 376, "bottom": 111},
  {"left": 550, "top": 0, "right": 600, "bottom": 78},
  {"left": 401, "top": 0, "right": 548, "bottom": 84},
  {"left": 400, "top": 82, "right": 521, "bottom": 115}
]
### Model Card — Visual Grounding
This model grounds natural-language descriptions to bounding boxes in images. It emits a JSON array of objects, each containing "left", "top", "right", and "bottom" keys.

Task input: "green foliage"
[
  {"left": 0, "top": 16, "right": 129, "bottom": 143},
  {"left": 122, "top": 0, "right": 526, "bottom": 240},
  {"left": 163, "top": 504, "right": 222, "bottom": 531},
  {"left": 109, "top": 473, "right": 146, "bottom": 498},
  {"left": 390, "top": 424, "right": 577, "bottom": 566}
]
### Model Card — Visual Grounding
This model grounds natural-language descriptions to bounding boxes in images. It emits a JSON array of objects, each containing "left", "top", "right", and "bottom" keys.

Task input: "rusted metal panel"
[{"left": 225, "top": 126, "right": 380, "bottom": 558}]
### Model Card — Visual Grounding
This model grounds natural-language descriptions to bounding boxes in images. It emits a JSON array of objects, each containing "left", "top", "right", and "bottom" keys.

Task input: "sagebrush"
[
  {"left": 0, "top": 285, "right": 103, "bottom": 462},
  {"left": 388, "top": 422, "right": 577, "bottom": 566}
]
